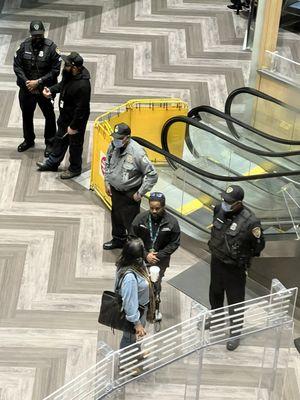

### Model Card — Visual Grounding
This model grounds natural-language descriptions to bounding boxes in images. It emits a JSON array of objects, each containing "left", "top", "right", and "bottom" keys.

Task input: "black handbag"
[{"left": 98, "top": 272, "right": 136, "bottom": 333}]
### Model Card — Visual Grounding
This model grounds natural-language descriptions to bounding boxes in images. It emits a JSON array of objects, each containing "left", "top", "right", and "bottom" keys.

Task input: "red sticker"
[{"left": 100, "top": 156, "right": 106, "bottom": 176}]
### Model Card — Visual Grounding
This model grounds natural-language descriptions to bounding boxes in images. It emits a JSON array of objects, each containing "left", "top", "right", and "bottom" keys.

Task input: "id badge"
[{"left": 59, "top": 100, "right": 64, "bottom": 108}]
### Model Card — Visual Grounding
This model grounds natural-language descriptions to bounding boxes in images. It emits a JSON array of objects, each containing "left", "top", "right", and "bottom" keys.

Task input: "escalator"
[
  {"left": 134, "top": 120, "right": 300, "bottom": 232},
  {"left": 185, "top": 88, "right": 300, "bottom": 236},
  {"left": 133, "top": 103, "right": 300, "bottom": 307}
]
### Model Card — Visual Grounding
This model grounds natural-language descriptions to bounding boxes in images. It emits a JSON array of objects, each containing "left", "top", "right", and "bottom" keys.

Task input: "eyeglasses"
[{"left": 150, "top": 192, "right": 164, "bottom": 198}]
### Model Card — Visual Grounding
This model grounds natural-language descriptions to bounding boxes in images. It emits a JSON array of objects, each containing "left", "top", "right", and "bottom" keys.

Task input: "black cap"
[
  {"left": 149, "top": 192, "right": 166, "bottom": 205},
  {"left": 221, "top": 185, "right": 244, "bottom": 203},
  {"left": 62, "top": 52, "right": 84, "bottom": 67},
  {"left": 112, "top": 123, "right": 131, "bottom": 139},
  {"left": 30, "top": 21, "right": 45, "bottom": 36}
]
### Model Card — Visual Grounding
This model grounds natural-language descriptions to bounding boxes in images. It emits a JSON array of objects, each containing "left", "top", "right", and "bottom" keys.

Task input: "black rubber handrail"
[
  {"left": 188, "top": 104, "right": 300, "bottom": 146},
  {"left": 224, "top": 86, "right": 300, "bottom": 140},
  {"left": 132, "top": 134, "right": 300, "bottom": 182},
  {"left": 161, "top": 115, "right": 300, "bottom": 158}
]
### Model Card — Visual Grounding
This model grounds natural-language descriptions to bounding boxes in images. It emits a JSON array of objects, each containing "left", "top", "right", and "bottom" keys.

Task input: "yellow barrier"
[{"left": 91, "top": 98, "right": 188, "bottom": 208}]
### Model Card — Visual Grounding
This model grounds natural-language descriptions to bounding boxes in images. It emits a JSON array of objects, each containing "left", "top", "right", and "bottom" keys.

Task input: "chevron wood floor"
[{"left": 0, "top": 1, "right": 299, "bottom": 399}]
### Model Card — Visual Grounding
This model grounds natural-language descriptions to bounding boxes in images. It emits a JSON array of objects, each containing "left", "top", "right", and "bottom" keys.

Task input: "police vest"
[
  {"left": 22, "top": 38, "right": 54, "bottom": 81},
  {"left": 208, "top": 206, "right": 261, "bottom": 265}
]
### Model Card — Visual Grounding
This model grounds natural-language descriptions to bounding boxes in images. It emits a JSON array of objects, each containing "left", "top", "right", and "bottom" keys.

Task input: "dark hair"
[
  {"left": 149, "top": 192, "right": 166, "bottom": 206},
  {"left": 116, "top": 237, "right": 145, "bottom": 270}
]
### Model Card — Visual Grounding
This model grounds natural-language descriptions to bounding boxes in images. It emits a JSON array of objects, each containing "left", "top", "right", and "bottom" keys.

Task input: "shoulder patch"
[
  {"left": 142, "top": 154, "right": 150, "bottom": 164},
  {"left": 126, "top": 154, "right": 133, "bottom": 163},
  {"left": 252, "top": 227, "right": 261, "bottom": 238},
  {"left": 55, "top": 47, "right": 61, "bottom": 55}
]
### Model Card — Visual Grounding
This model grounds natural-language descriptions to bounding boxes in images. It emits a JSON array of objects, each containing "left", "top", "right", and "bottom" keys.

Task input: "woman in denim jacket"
[{"left": 115, "top": 237, "right": 150, "bottom": 349}]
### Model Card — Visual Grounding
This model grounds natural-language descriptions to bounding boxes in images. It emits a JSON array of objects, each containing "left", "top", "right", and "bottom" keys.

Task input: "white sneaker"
[{"left": 155, "top": 310, "right": 162, "bottom": 321}]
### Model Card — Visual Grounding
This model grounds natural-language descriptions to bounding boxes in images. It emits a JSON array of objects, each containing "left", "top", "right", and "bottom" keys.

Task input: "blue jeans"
[{"left": 120, "top": 308, "right": 147, "bottom": 349}]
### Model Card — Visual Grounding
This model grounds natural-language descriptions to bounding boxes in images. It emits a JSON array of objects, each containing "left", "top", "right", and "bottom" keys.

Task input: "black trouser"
[
  {"left": 155, "top": 258, "right": 170, "bottom": 295},
  {"left": 111, "top": 186, "right": 141, "bottom": 241},
  {"left": 19, "top": 88, "right": 56, "bottom": 144},
  {"left": 209, "top": 255, "right": 246, "bottom": 335},
  {"left": 46, "top": 122, "right": 87, "bottom": 173}
]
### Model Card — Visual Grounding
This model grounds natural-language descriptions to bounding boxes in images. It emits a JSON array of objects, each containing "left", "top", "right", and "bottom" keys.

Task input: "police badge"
[{"left": 252, "top": 227, "right": 261, "bottom": 238}]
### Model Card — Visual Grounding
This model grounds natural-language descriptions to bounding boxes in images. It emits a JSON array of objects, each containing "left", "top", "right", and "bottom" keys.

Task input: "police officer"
[
  {"left": 130, "top": 192, "right": 180, "bottom": 294},
  {"left": 103, "top": 123, "right": 158, "bottom": 250},
  {"left": 36, "top": 52, "right": 91, "bottom": 179},
  {"left": 13, "top": 21, "right": 61, "bottom": 156},
  {"left": 208, "top": 185, "right": 265, "bottom": 351}
]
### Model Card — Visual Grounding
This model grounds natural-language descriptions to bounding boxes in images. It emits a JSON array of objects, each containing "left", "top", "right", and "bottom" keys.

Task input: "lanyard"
[{"left": 148, "top": 214, "right": 163, "bottom": 251}]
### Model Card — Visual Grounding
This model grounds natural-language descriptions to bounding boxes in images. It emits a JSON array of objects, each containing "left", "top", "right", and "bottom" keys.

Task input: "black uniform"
[
  {"left": 45, "top": 67, "right": 91, "bottom": 173},
  {"left": 130, "top": 210, "right": 181, "bottom": 292},
  {"left": 208, "top": 204, "right": 265, "bottom": 328},
  {"left": 13, "top": 37, "right": 61, "bottom": 145}
]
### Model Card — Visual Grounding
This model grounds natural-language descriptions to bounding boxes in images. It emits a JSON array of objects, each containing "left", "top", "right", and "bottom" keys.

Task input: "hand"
[
  {"left": 134, "top": 323, "right": 146, "bottom": 338},
  {"left": 146, "top": 252, "right": 160, "bottom": 264},
  {"left": 26, "top": 80, "right": 39, "bottom": 92},
  {"left": 133, "top": 192, "right": 142, "bottom": 202},
  {"left": 43, "top": 87, "right": 52, "bottom": 98},
  {"left": 67, "top": 127, "right": 78, "bottom": 135},
  {"left": 105, "top": 183, "right": 112, "bottom": 197}
]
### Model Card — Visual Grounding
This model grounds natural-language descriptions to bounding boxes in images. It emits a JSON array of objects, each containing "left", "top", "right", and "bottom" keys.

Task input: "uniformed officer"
[
  {"left": 130, "top": 192, "right": 180, "bottom": 295},
  {"left": 208, "top": 185, "right": 265, "bottom": 351},
  {"left": 103, "top": 123, "right": 158, "bottom": 250},
  {"left": 13, "top": 21, "right": 61, "bottom": 156}
]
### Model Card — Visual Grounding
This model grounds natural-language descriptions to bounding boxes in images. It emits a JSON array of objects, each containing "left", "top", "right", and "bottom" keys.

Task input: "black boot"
[
  {"left": 18, "top": 140, "right": 35, "bottom": 152},
  {"left": 36, "top": 161, "right": 58, "bottom": 172},
  {"left": 103, "top": 239, "right": 125, "bottom": 250}
]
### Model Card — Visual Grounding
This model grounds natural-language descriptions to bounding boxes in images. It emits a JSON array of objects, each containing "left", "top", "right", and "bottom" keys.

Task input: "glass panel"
[
  {"left": 165, "top": 120, "right": 300, "bottom": 230},
  {"left": 228, "top": 91, "right": 300, "bottom": 142},
  {"left": 42, "top": 282, "right": 297, "bottom": 400},
  {"left": 281, "top": 182, "right": 300, "bottom": 238},
  {"left": 263, "top": 50, "right": 300, "bottom": 85},
  {"left": 198, "top": 110, "right": 300, "bottom": 154}
]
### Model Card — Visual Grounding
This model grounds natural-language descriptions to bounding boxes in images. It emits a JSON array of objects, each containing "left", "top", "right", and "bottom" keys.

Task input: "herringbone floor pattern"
[{"left": 0, "top": 1, "right": 299, "bottom": 399}]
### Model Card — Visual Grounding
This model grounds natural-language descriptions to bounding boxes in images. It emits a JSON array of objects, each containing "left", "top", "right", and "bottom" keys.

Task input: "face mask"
[
  {"left": 113, "top": 139, "right": 124, "bottom": 149},
  {"left": 221, "top": 201, "right": 233, "bottom": 213},
  {"left": 32, "top": 37, "right": 44, "bottom": 48}
]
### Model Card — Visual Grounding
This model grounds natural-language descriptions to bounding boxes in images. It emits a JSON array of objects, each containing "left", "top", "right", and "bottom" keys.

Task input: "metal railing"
[{"left": 43, "top": 279, "right": 297, "bottom": 400}]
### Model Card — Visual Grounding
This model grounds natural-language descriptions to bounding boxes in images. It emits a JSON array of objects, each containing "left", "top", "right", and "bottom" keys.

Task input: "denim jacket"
[{"left": 116, "top": 270, "right": 149, "bottom": 324}]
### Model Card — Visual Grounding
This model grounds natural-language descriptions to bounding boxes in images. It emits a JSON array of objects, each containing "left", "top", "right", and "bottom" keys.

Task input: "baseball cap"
[
  {"left": 112, "top": 123, "right": 131, "bottom": 139},
  {"left": 221, "top": 185, "right": 244, "bottom": 203},
  {"left": 30, "top": 21, "right": 45, "bottom": 36},
  {"left": 61, "top": 52, "right": 84, "bottom": 67},
  {"left": 149, "top": 192, "right": 166, "bottom": 205}
]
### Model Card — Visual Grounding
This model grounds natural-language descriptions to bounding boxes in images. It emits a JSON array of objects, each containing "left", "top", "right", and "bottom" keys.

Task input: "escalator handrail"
[
  {"left": 224, "top": 86, "right": 300, "bottom": 141},
  {"left": 225, "top": 86, "right": 300, "bottom": 115},
  {"left": 132, "top": 134, "right": 300, "bottom": 181},
  {"left": 161, "top": 115, "right": 300, "bottom": 158},
  {"left": 188, "top": 104, "right": 300, "bottom": 146}
]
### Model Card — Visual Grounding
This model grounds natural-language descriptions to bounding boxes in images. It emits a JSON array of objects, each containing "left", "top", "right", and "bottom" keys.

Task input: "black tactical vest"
[
  {"left": 22, "top": 38, "right": 55, "bottom": 82},
  {"left": 208, "top": 205, "right": 262, "bottom": 266}
]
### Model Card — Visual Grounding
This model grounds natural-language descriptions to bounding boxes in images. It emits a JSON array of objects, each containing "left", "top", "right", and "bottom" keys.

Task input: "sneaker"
[
  {"left": 226, "top": 338, "right": 240, "bottom": 351},
  {"left": 155, "top": 310, "right": 162, "bottom": 321},
  {"left": 36, "top": 161, "right": 58, "bottom": 172},
  {"left": 60, "top": 170, "right": 81, "bottom": 179},
  {"left": 103, "top": 239, "right": 125, "bottom": 250},
  {"left": 18, "top": 140, "right": 35, "bottom": 152}
]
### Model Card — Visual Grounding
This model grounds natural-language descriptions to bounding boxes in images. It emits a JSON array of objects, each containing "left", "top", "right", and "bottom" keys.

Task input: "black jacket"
[
  {"left": 50, "top": 67, "right": 91, "bottom": 131},
  {"left": 13, "top": 38, "right": 61, "bottom": 90},
  {"left": 130, "top": 211, "right": 181, "bottom": 264},
  {"left": 208, "top": 204, "right": 265, "bottom": 268}
]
